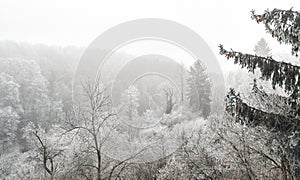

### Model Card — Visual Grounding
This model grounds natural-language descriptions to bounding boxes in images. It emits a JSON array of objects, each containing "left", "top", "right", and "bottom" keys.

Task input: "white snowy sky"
[{"left": 0, "top": 0, "right": 299, "bottom": 72}]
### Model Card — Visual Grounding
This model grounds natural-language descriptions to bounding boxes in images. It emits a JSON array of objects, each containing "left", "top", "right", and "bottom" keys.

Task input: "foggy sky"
[{"left": 0, "top": 0, "right": 299, "bottom": 72}]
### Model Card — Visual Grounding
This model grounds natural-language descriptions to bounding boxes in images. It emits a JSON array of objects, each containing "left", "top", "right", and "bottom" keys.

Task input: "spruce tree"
[
  {"left": 219, "top": 8, "right": 300, "bottom": 178},
  {"left": 187, "top": 59, "right": 211, "bottom": 118},
  {"left": 254, "top": 38, "right": 272, "bottom": 57}
]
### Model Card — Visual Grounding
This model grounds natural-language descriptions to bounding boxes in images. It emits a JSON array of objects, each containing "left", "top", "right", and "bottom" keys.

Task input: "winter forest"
[{"left": 1, "top": 5, "right": 300, "bottom": 180}]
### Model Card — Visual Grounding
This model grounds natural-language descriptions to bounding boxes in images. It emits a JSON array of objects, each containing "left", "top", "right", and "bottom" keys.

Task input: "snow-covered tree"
[
  {"left": 0, "top": 73, "right": 21, "bottom": 152},
  {"left": 187, "top": 59, "right": 212, "bottom": 118},
  {"left": 0, "top": 58, "right": 56, "bottom": 128},
  {"left": 67, "top": 78, "right": 134, "bottom": 179},
  {"left": 220, "top": 8, "right": 300, "bottom": 179},
  {"left": 254, "top": 38, "right": 272, "bottom": 57},
  {"left": 0, "top": 106, "right": 20, "bottom": 152},
  {"left": 22, "top": 122, "right": 67, "bottom": 179},
  {"left": 120, "top": 85, "right": 140, "bottom": 121}
]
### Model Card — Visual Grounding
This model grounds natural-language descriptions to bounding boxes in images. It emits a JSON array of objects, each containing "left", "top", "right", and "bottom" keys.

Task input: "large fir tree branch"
[
  {"left": 225, "top": 88, "right": 300, "bottom": 134},
  {"left": 251, "top": 8, "right": 300, "bottom": 56},
  {"left": 251, "top": 82, "right": 291, "bottom": 115},
  {"left": 251, "top": 80, "right": 299, "bottom": 118},
  {"left": 219, "top": 45, "right": 300, "bottom": 93}
]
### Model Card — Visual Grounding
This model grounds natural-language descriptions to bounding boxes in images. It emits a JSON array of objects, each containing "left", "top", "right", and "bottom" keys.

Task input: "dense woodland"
[{"left": 0, "top": 8, "right": 299, "bottom": 179}]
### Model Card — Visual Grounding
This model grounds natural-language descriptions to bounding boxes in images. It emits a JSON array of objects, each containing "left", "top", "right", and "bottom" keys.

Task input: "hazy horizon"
[{"left": 1, "top": 0, "right": 299, "bottom": 72}]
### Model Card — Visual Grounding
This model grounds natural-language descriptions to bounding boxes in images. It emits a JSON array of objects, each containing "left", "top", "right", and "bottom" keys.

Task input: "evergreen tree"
[
  {"left": 254, "top": 38, "right": 272, "bottom": 57},
  {"left": 187, "top": 59, "right": 211, "bottom": 118},
  {"left": 219, "top": 8, "right": 300, "bottom": 179}
]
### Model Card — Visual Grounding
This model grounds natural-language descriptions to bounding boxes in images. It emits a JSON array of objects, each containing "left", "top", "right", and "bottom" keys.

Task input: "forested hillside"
[{"left": 0, "top": 7, "right": 300, "bottom": 180}]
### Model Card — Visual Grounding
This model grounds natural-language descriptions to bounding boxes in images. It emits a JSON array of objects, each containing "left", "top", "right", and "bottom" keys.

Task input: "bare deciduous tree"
[
  {"left": 67, "top": 78, "right": 145, "bottom": 179},
  {"left": 163, "top": 88, "right": 176, "bottom": 114}
]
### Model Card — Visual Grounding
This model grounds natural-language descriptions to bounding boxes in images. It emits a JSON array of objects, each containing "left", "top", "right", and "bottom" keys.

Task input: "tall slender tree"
[{"left": 187, "top": 59, "right": 211, "bottom": 118}]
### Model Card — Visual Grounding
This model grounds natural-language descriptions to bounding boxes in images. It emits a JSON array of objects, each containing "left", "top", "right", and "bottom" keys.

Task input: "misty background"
[
  {"left": 1, "top": 1, "right": 300, "bottom": 179},
  {"left": 0, "top": 0, "right": 299, "bottom": 72}
]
